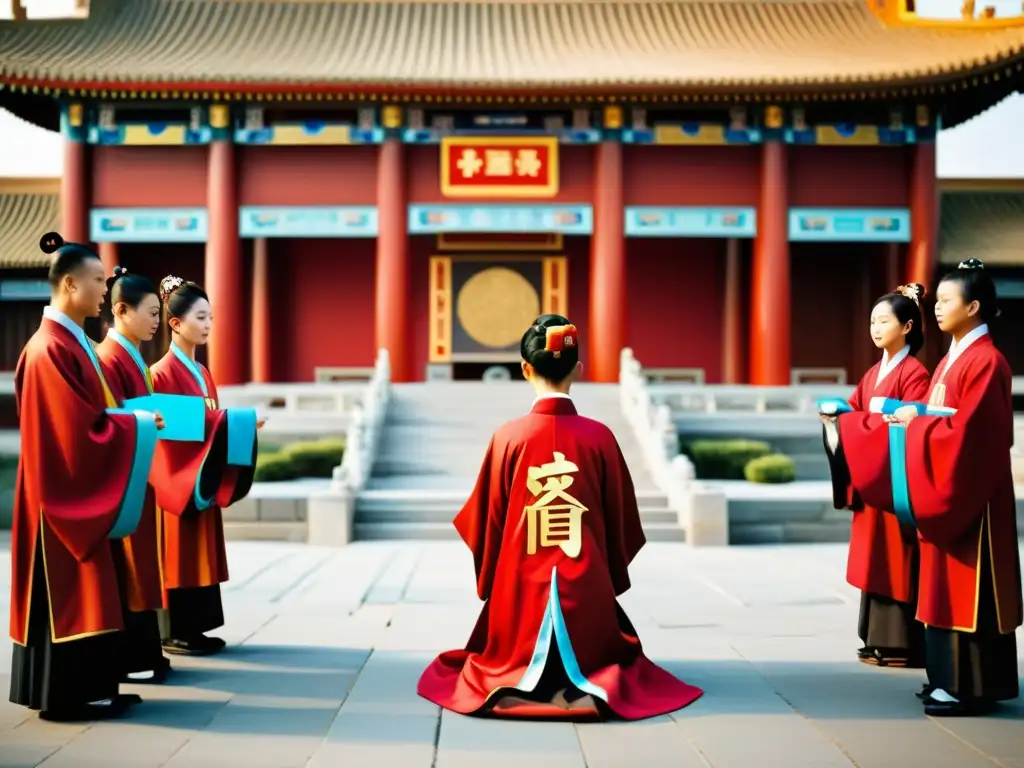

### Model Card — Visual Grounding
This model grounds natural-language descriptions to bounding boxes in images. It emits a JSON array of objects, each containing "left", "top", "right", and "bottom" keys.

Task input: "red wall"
[
  {"left": 788, "top": 146, "right": 912, "bottom": 208},
  {"left": 626, "top": 238, "right": 724, "bottom": 380},
  {"left": 93, "top": 147, "right": 208, "bottom": 207},
  {"left": 238, "top": 146, "right": 377, "bottom": 206},
  {"left": 624, "top": 146, "right": 760, "bottom": 206},
  {"left": 270, "top": 238, "right": 376, "bottom": 381}
]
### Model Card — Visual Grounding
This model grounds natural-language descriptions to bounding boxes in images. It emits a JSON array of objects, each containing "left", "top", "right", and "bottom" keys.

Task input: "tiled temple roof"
[
  {"left": 1, "top": 0, "right": 1023, "bottom": 97},
  {"left": 0, "top": 193, "right": 59, "bottom": 268},
  {"left": 940, "top": 191, "right": 1024, "bottom": 267}
]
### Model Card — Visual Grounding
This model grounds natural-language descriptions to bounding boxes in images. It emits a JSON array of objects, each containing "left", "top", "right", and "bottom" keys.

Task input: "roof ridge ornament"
[{"left": 866, "top": 0, "right": 1024, "bottom": 28}]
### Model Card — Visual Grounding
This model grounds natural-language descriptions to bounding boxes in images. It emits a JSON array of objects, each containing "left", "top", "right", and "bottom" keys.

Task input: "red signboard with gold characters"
[{"left": 440, "top": 137, "right": 559, "bottom": 198}]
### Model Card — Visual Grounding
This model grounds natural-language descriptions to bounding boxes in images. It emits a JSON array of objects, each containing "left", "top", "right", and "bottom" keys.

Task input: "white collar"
[
  {"left": 876, "top": 345, "right": 910, "bottom": 386},
  {"left": 943, "top": 323, "right": 989, "bottom": 376},
  {"left": 532, "top": 392, "right": 572, "bottom": 405}
]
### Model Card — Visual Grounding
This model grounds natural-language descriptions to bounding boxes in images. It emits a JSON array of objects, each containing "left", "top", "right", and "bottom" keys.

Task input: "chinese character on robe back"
[{"left": 521, "top": 452, "right": 588, "bottom": 558}]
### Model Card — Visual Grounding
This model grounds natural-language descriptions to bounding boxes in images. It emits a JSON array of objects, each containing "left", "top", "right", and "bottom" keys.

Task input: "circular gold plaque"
[{"left": 456, "top": 267, "right": 540, "bottom": 349}]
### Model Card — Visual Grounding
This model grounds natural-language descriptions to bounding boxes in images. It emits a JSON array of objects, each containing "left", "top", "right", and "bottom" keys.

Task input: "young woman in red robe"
[
  {"left": 824, "top": 259, "right": 1021, "bottom": 717},
  {"left": 95, "top": 267, "right": 171, "bottom": 683},
  {"left": 149, "top": 275, "right": 260, "bottom": 657},
  {"left": 9, "top": 233, "right": 160, "bottom": 721},
  {"left": 824, "top": 284, "right": 930, "bottom": 668},
  {"left": 418, "top": 314, "right": 703, "bottom": 721}
]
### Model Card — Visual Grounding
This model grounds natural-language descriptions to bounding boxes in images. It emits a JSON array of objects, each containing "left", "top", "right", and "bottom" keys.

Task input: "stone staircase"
[{"left": 353, "top": 382, "right": 684, "bottom": 542}]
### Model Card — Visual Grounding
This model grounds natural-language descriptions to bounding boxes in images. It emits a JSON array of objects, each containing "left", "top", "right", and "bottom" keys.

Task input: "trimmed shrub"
[
  {"left": 744, "top": 453, "right": 797, "bottom": 484},
  {"left": 0, "top": 454, "right": 18, "bottom": 530},
  {"left": 281, "top": 438, "right": 346, "bottom": 479},
  {"left": 254, "top": 453, "right": 298, "bottom": 482},
  {"left": 681, "top": 438, "right": 772, "bottom": 480}
]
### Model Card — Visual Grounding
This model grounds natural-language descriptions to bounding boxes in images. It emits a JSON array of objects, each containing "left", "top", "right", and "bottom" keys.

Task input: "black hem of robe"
[
  {"left": 9, "top": 538, "right": 121, "bottom": 712},
  {"left": 858, "top": 591, "right": 926, "bottom": 661},
  {"left": 925, "top": 519, "right": 1019, "bottom": 704},
  {"left": 160, "top": 584, "right": 225, "bottom": 640}
]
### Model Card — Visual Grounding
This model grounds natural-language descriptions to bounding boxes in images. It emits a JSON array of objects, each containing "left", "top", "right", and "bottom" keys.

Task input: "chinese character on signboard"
[{"left": 441, "top": 137, "right": 559, "bottom": 198}]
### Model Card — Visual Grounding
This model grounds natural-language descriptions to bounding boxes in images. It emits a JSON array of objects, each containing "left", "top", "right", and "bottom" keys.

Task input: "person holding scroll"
[
  {"left": 8, "top": 233, "right": 160, "bottom": 721},
  {"left": 822, "top": 259, "right": 1021, "bottom": 716}
]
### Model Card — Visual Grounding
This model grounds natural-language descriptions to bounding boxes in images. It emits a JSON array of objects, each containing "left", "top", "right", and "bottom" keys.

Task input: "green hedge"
[
  {"left": 745, "top": 454, "right": 797, "bottom": 484},
  {"left": 253, "top": 438, "right": 345, "bottom": 482},
  {"left": 680, "top": 438, "right": 773, "bottom": 480}
]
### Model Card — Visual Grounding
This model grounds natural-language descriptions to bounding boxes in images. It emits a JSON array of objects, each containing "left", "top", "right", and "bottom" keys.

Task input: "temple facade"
[{"left": 2, "top": 0, "right": 1024, "bottom": 384}]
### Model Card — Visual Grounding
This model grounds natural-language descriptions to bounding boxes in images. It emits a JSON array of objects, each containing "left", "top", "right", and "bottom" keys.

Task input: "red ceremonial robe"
[
  {"left": 95, "top": 334, "right": 163, "bottom": 613},
  {"left": 10, "top": 315, "right": 157, "bottom": 644},
  {"left": 836, "top": 335, "right": 1023, "bottom": 633},
  {"left": 839, "top": 353, "right": 930, "bottom": 602},
  {"left": 417, "top": 396, "right": 703, "bottom": 720},
  {"left": 149, "top": 346, "right": 255, "bottom": 593}
]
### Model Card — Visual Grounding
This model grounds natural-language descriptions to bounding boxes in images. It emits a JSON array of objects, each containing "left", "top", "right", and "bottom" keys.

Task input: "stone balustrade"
[
  {"left": 218, "top": 381, "right": 364, "bottom": 439},
  {"left": 619, "top": 349, "right": 726, "bottom": 545},
  {"left": 308, "top": 349, "right": 392, "bottom": 547}
]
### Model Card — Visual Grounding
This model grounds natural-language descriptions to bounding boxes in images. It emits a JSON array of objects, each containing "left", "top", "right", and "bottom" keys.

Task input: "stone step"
[
  {"left": 224, "top": 521, "right": 306, "bottom": 542},
  {"left": 354, "top": 506, "right": 677, "bottom": 525},
  {"left": 730, "top": 520, "right": 852, "bottom": 545},
  {"left": 353, "top": 520, "right": 685, "bottom": 542}
]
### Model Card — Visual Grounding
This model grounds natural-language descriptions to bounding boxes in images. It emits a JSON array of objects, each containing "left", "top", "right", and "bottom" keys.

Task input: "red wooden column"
[
  {"left": 60, "top": 102, "right": 89, "bottom": 245},
  {"left": 375, "top": 134, "right": 412, "bottom": 382},
  {"left": 204, "top": 108, "right": 244, "bottom": 385},
  {"left": 588, "top": 140, "right": 626, "bottom": 383},
  {"left": 98, "top": 242, "right": 118, "bottom": 274},
  {"left": 749, "top": 138, "right": 791, "bottom": 385},
  {"left": 721, "top": 238, "right": 744, "bottom": 383},
  {"left": 907, "top": 141, "right": 938, "bottom": 288},
  {"left": 250, "top": 237, "right": 272, "bottom": 383}
]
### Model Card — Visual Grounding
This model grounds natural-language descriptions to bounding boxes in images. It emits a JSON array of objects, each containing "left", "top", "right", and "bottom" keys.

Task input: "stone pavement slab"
[{"left": 0, "top": 537, "right": 1021, "bottom": 768}]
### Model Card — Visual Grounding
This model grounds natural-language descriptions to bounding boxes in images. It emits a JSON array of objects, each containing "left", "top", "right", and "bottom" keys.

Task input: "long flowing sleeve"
[
  {"left": 17, "top": 342, "right": 157, "bottom": 561},
  {"left": 453, "top": 436, "right": 510, "bottom": 601},
  {"left": 602, "top": 437, "right": 646, "bottom": 596}
]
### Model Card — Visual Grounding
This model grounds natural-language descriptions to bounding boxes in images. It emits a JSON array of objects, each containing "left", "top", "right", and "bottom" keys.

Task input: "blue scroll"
[
  {"left": 817, "top": 398, "right": 853, "bottom": 415},
  {"left": 105, "top": 409, "right": 159, "bottom": 539},
  {"left": 226, "top": 407, "right": 258, "bottom": 467},
  {"left": 123, "top": 394, "right": 206, "bottom": 442},
  {"left": 869, "top": 397, "right": 957, "bottom": 417},
  {"left": 887, "top": 424, "right": 916, "bottom": 528}
]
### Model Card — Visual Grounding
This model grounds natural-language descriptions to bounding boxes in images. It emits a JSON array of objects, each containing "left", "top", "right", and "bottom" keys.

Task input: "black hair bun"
[
  {"left": 39, "top": 232, "right": 64, "bottom": 255},
  {"left": 958, "top": 258, "right": 985, "bottom": 270},
  {"left": 113, "top": 265, "right": 128, "bottom": 277}
]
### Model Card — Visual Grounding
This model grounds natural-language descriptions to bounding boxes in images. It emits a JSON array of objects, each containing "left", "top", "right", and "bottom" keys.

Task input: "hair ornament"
[
  {"left": 958, "top": 258, "right": 985, "bottom": 270},
  {"left": 113, "top": 265, "right": 128, "bottom": 278},
  {"left": 39, "top": 231, "right": 64, "bottom": 255},
  {"left": 544, "top": 324, "right": 578, "bottom": 359},
  {"left": 159, "top": 275, "right": 185, "bottom": 303},
  {"left": 895, "top": 283, "right": 924, "bottom": 305}
]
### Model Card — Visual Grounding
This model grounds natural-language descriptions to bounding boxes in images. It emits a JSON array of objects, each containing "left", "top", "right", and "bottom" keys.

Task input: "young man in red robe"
[
  {"left": 418, "top": 314, "right": 703, "bottom": 720},
  {"left": 9, "top": 233, "right": 161, "bottom": 721},
  {"left": 822, "top": 259, "right": 1022, "bottom": 717}
]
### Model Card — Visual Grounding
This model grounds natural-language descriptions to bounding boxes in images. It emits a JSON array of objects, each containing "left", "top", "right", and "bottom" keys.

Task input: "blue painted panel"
[
  {"left": 625, "top": 207, "right": 757, "bottom": 238},
  {"left": 788, "top": 208, "right": 911, "bottom": 242},
  {"left": 239, "top": 206, "right": 379, "bottom": 238},
  {"left": 90, "top": 208, "right": 208, "bottom": 243},
  {"left": 407, "top": 205, "right": 593, "bottom": 235}
]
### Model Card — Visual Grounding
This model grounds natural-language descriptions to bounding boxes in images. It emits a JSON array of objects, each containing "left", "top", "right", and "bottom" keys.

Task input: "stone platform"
[{"left": 0, "top": 537, "right": 1022, "bottom": 768}]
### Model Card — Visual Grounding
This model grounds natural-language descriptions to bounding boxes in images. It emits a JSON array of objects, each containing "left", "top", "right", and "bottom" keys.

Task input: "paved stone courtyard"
[{"left": 0, "top": 537, "right": 1021, "bottom": 768}]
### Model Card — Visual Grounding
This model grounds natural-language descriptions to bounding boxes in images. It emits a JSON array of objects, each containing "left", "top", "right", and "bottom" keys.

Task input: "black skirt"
[
  {"left": 9, "top": 538, "right": 121, "bottom": 712},
  {"left": 858, "top": 591, "right": 926, "bottom": 658},
  {"left": 159, "top": 584, "right": 225, "bottom": 640},
  {"left": 925, "top": 520, "right": 1019, "bottom": 704},
  {"left": 111, "top": 546, "right": 168, "bottom": 675}
]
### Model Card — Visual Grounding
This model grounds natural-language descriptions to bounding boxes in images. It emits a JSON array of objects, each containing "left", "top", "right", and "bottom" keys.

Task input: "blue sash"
[{"left": 888, "top": 424, "right": 916, "bottom": 528}]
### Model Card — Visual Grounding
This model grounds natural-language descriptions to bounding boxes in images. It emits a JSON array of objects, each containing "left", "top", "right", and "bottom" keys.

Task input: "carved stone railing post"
[{"left": 311, "top": 349, "right": 391, "bottom": 546}]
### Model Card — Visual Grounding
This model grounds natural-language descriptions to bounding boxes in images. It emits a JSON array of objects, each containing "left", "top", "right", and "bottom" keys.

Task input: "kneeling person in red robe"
[{"left": 417, "top": 314, "right": 703, "bottom": 720}]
